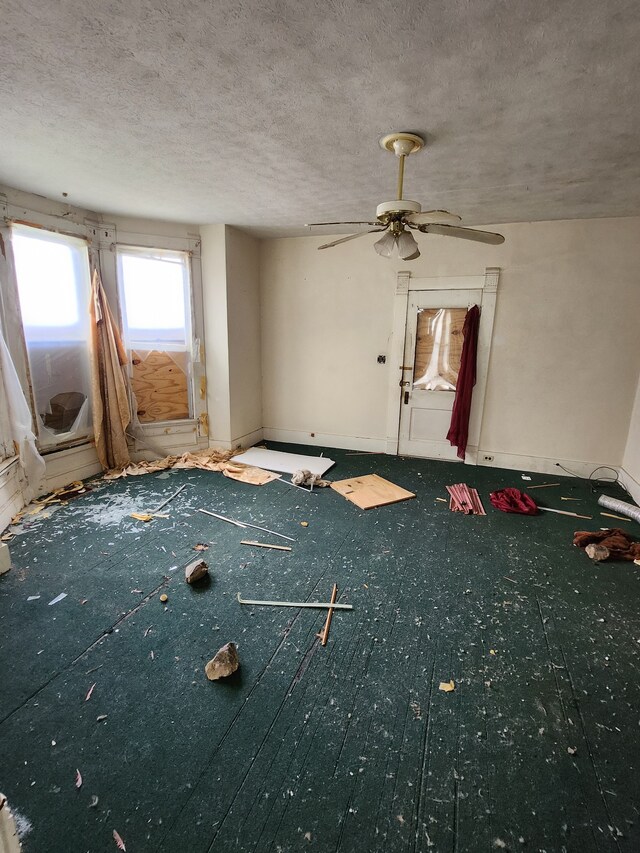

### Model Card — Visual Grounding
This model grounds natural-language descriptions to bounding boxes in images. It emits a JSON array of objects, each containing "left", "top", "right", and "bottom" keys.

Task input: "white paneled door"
[{"left": 394, "top": 272, "right": 498, "bottom": 463}]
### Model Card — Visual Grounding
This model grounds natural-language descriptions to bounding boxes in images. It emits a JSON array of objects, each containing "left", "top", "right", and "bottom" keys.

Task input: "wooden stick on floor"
[
  {"left": 539, "top": 506, "right": 592, "bottom": 519},
  {"left": 241, "top": 540, "right": 292, "bottom": 551},
  {"left": 152, "top": 484, "right": 188, "bottom": 512},
  {"left": 318, "top": 584, "right": 338, "bottom": 647},
  {"left": 237, "top": 593, "right": 352, "bottom": 610},
  {"left": 527, "top": 483, "right": 561, "bottom": 489}
]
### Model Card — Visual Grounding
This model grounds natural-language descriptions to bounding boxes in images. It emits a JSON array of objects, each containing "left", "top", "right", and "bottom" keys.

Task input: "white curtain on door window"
[{"left": 0, "top": 326, "right": 45, "bottom": 500}]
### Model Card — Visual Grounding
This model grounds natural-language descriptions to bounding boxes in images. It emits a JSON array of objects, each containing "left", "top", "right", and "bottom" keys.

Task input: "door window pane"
[
  {"left": 413, "top": 307, "right": 467, "bottom": 391},
  {"left": 117, "top": 248, "right": 193, "bottom": 423},
  {"left": 11, "top": 225, "right": 92, "bottom": 448}
]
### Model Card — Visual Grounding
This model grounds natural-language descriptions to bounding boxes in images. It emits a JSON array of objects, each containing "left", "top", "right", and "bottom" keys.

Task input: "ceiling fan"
[{"left": 306, "top": 132, "right": 505, "bottom": 260}]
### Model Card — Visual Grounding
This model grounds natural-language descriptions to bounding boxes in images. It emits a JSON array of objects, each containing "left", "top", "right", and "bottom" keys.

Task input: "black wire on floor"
[{"left": 554, "top": 462, "right": 630, "bottom": 498}]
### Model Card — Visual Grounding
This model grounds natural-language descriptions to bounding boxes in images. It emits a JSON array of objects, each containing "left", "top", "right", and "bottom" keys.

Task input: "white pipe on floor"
[{"left": 598, "top": 495, "right": 640, "bottom": 524}]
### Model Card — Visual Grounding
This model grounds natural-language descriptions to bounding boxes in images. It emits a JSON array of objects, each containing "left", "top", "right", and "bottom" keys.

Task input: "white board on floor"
[{"left": 232, "top": 447, "right": 335, "bottom": 477}]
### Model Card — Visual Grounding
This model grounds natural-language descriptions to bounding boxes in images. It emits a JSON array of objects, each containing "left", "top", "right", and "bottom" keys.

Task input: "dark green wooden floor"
[{"left": 1, "top": 444, "right": 640, "bottom": 852}]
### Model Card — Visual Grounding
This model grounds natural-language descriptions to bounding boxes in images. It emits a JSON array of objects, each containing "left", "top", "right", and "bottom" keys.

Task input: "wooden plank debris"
[
  {"left": 446, "top": 483, "right": 486, "bottom": 515},
  {"left": 131, "top": 484, "right": 187, "bottom": 522},
  {"left": 539, "top": 506, "right": 592, "bottom": 519},
  {"left": 241, "top": 540, "right": 292, "bottom": 552},
  {"left": 331, "top": 474, "right": 415, "bottom": 510},
  {"left": 152, "top": 484, "right": 187, "bottom": 513},
  {"left": 198, "top": 509, "right": 246, "bottom": 528},
  {"left": 130, "top": 512, "right": 169, "bottom": 522},
  {"left": 317, "top": 584, "right": 338, "bottom": 646},
  {"left": 526, "top": 483, "right": 561, "bottom": 489},
  {"left": 197, "top": 509, "right": 295, "bottom": 541},
  {"left": 237, "top": 593, "right": 353, "bottom": 610}
]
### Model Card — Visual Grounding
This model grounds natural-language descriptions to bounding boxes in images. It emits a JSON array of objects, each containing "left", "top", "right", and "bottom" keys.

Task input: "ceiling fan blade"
[
  {"left": 418, "top": 223, "right": 505, "bottom": 245},
  {"left": 306, "top": 220, "right": 381, "bottom": 227},
  {"left": 318, "top": 228, "right": 387, "bottom": 250},
  {"left": 406, "top": 210, "right": 462, "bottom": 225}
]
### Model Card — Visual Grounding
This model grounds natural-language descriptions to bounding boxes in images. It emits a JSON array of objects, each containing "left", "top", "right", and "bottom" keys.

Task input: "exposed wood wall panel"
[{"left": 131, "top": 349, "right": 189, "bottom": 423}]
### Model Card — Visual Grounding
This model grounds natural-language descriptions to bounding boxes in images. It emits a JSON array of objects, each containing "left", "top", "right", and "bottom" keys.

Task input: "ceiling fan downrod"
[
  {"left": 397, "top": 152, "right": 406, "bottom": 200},
  {"left": 379, "top": 132, "right": 425, "bottom": 203}
]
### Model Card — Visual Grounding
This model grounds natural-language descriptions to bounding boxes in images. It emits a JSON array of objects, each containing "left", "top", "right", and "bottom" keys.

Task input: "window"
[
  {"left": 117, "top": 247, "right": 194, "bottom": 423},
  {"left": 412, "top": 307, "right": 467, "bottom": 391},
  {"left": 11, "top": 225, "right": 92, "bottom": 448}
]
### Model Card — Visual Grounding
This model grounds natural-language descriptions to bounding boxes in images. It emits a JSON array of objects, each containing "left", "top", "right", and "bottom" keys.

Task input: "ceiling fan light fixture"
[
  {"left": 397, "top": 230, "right": 420, "bottom": 260},
  {"left": 374, "top": 231, "right": 396, "bottom": 257},
  {"left": 310, "top": 132, "right": 505, "bottom": 256}
]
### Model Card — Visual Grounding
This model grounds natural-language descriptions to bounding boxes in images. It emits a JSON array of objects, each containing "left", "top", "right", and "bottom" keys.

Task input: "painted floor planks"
[{"left": 0, "top": 444, "right": 638, "bottom": 851}]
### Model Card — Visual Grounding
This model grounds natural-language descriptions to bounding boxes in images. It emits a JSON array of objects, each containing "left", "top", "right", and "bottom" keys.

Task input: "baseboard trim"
[
  {"left": 619, "top": 467, "right": 640, "bottom": 505},
  {"left": 262, "top": 428, "right": 386, "bottom": 453},
  {"left": 477, "top": 450, "right": 619, "bottom": 480},
  {"left": 231, "top": 427, "right": 264, "bottom": 449}
]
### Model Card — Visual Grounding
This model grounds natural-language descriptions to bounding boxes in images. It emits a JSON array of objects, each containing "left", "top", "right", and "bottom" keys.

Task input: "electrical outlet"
[{"left": 483, "top": 454, "right": 494, "bottom": 462}]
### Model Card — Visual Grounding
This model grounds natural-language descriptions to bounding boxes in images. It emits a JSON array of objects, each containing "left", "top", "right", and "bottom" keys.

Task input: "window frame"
[
  {"left": 116, "top": 244, "right": 196, "bottom": 424},
  {"left": 0, "top": 203, "right": 96, "bottom": 455},
  {"left": 94, "top": 225, "right": 206, "bottom": 445}
]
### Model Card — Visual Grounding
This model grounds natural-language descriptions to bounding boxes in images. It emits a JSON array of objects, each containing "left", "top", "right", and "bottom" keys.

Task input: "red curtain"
[{"left": 446, "top": 304, "right": 480, "bottom": 460}]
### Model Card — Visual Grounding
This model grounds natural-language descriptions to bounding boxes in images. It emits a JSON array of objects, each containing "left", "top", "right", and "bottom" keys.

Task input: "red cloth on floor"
[
  {"left": 490, "top": 487, "right": 538, "bottom": 515},
  {"left": 447, "top": 305, "right": 480, "bottom": 460}
]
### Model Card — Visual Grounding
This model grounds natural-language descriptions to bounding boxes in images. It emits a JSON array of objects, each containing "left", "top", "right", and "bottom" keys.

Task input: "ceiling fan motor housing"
[{"left": 376, "top": 199, "right": 421, "bottom": 221}]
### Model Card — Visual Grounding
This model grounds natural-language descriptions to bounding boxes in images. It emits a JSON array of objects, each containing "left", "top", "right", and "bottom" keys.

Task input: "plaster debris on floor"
[{"left": 1, "top": 443, "right": 639, "bottom": 851}]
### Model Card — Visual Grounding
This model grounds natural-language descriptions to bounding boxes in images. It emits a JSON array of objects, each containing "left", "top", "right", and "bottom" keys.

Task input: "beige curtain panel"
[{"left": 89, "top": 269, "right": 131, "bottom": 470}]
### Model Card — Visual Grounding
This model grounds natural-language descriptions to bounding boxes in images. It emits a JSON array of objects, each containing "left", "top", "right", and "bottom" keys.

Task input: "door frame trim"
[{"left": 385, "top": 267, "right": 500, "bottom": 460}]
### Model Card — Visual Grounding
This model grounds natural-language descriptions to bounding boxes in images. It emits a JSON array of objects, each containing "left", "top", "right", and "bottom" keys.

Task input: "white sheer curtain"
[
  {"left": 0, "top": 360, "right": 12, "bottom": 461},
  {"left": 0, "top": 326, "right": 45, "bottom": 501}
]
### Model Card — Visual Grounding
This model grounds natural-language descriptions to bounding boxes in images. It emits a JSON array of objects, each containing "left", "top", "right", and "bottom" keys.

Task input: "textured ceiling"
[{"left": 1, "top": 0, "right": 640, "bottom": 236}]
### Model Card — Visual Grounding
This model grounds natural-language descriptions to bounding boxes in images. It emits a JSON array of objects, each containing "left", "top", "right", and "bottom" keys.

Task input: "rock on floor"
[{"left": 205, "top": 642, "right": 239, "bottom": 680}]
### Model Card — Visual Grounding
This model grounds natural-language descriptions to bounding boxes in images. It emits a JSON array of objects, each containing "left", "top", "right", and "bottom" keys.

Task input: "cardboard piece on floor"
[
  {"left": 231, "top": 447, "right": 334, "bottom": 477},
  {"left": 331, "top": 474, "right": 415, "bottom": 510},
  {"left": 222, "top": 464, "right": 281, "bottom": 486}
]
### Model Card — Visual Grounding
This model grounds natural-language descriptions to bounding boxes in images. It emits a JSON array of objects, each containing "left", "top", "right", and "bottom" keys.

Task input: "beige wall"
[
  {"left": 260, "top": 237, "right": 395, "bottom": 448},
  {"left": 200, "top": 225, "right": 262, "bottom": 448},
  {"left": 226, "top": 227, "right": 262, "bottom": 445},
  {"left": 260, "top": 217, "right": 640, "bottom": 469},
  {"left": 2, "top": 180, "right": 639, "bottom": 521},
  {"left": 201, "top": 224, "right": 231, "bottom": 445}
]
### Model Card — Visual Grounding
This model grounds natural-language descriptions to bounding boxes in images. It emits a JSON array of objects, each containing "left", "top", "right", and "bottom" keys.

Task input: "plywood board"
[
  {"left": 131, "top": 350, "right": 190, "bottom": 423},
  {"left": 413, "top": 307, "right": 466, "bottom": 390},
  {"left": 331, "top": 474, "right": 415, "bottom": 510},
  {"left": 231, "top": 447, "right": 334, "bottom": 477}
]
